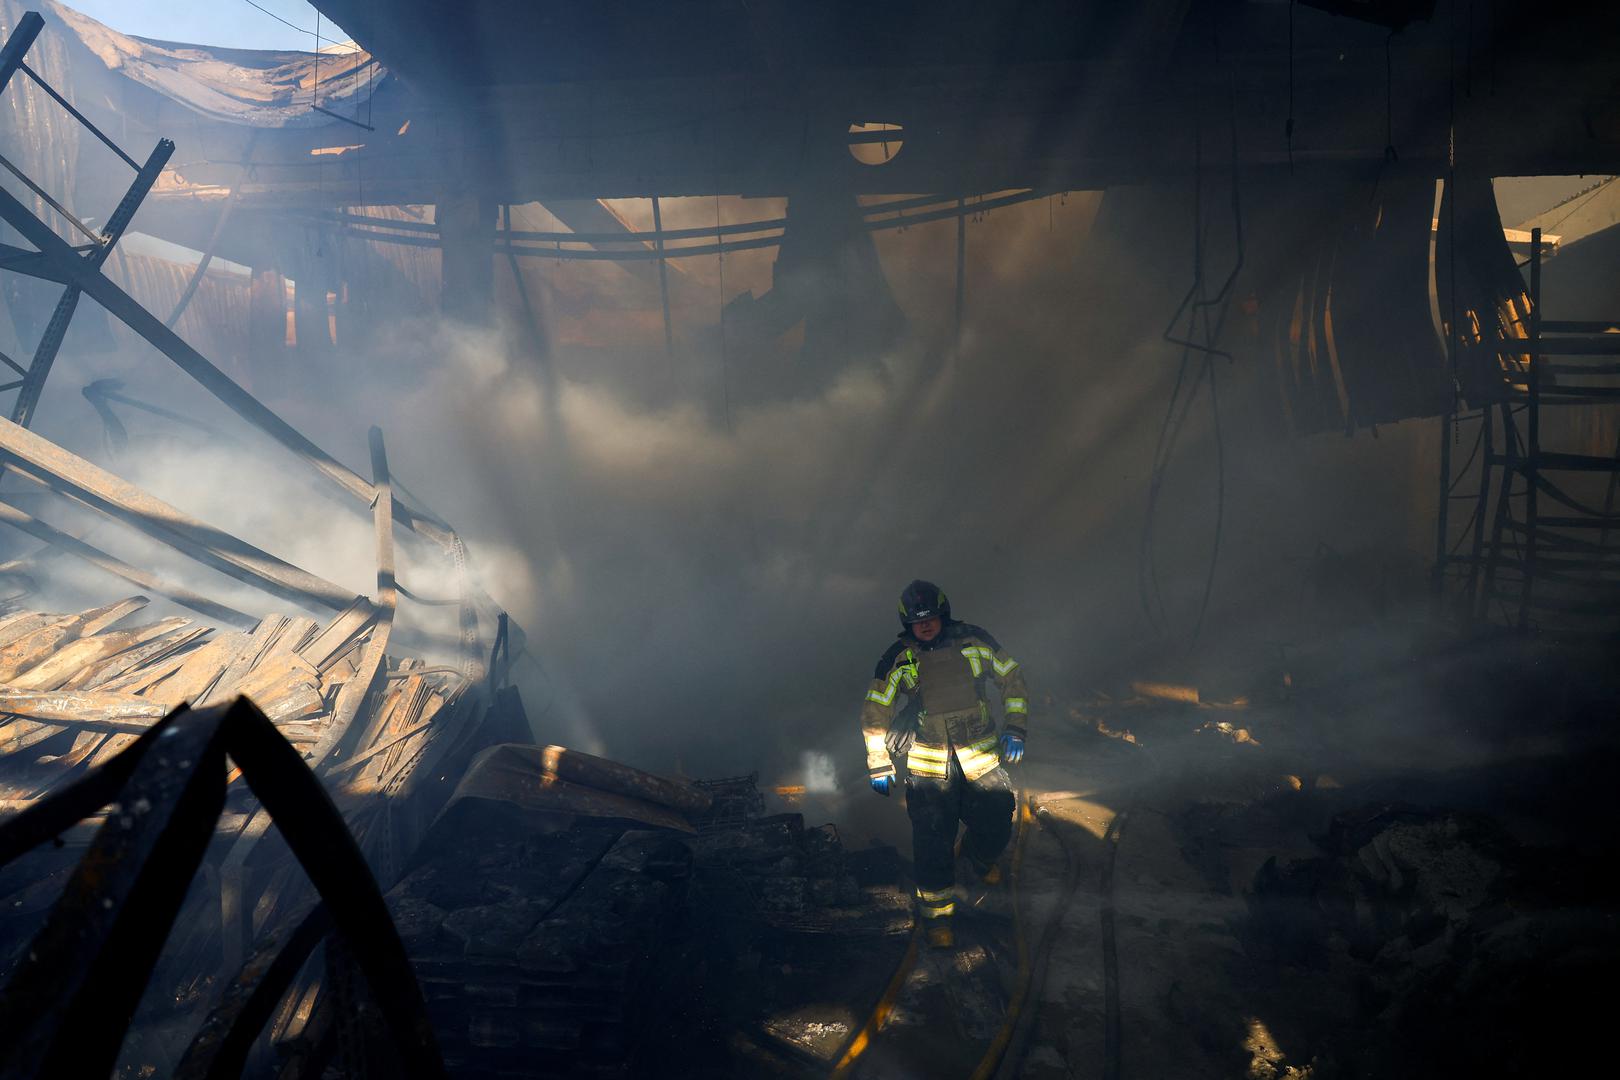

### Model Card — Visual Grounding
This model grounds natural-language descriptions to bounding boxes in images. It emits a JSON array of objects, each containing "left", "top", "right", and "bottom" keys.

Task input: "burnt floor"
[{"left": 989, "top": 623, "right": 1619, "bottom": 1080}]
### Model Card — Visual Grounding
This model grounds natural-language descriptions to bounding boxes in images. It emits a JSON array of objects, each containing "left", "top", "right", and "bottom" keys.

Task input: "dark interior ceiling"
[{"left": 287, "top": 0, "right": 1620, "bottom": 201}]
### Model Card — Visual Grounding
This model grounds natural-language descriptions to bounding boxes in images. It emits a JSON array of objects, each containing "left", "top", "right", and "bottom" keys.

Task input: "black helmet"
[{"left": 898, "top": 579, "right": 951, "bottom": 626}]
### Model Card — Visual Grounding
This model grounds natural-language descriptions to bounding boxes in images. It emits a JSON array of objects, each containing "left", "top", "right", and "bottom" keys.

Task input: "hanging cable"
[
  {"left": 312, "top": 11, "right": 322, "bottom": 105},
  {"left": 1383, "top": 30, "right": 1398, "bottom": 164},
  {"left": 239, "top": 0, "right": 315, "bottom": 37},
  {"left": 1285, "top": 0, "right": 1296, "bottom": 173},
  {"left": 1140, "top": 52, "right": 1244, "bottom": 652}
]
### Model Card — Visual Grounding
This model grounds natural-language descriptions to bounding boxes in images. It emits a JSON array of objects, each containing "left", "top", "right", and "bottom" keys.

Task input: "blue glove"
[
  {"left": 999, "top": 731, "right": 1025, "bottom": 765},
  {"left": 871, "top": 775, "right": 892, "bottom": 797}
]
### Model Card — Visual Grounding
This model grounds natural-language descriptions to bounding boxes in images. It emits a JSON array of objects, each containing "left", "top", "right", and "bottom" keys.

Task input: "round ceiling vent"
[{"left": 848, "top": 123, "right": 904, "bottom": 166}]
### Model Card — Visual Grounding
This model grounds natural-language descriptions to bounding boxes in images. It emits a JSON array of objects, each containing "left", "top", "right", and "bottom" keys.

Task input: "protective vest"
[{"left": 859, "top": 621, "right": 1028, "bottom": 784}]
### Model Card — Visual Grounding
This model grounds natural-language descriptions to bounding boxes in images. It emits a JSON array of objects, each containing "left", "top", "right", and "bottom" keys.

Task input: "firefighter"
[{"left": 860, "top": 579, "right": 1028, "bottom": 949}]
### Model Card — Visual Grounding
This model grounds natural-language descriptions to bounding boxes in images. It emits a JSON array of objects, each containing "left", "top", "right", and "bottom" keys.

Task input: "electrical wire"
[
  {"left": 239, "top": 0, "right": 316, "bottom": 38},
  {"left": 1285, "top": 0, "right": 1295, "bottom": 172},
  {"left": 1140, "top": 65, "right": 1244, "bottom": 653}
]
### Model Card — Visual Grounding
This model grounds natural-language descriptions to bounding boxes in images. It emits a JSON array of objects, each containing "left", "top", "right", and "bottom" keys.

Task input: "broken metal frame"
[
  {"left": 0, "top": 414, "right": 361, "bottom": 614},
  {"left": 0, "top": 496, "right": 255, "bottom": 627},
  {"left": 0, "top": 697, "right": 447, "bottom": 1080},
  {"left": 0, "top": 11, "right": 173, "bottom": 432},
  {"left": 0, "top": 12, "right": 504, "bottom": 676},
  {"left": 319, "top": 186, "right": 1053, "bottom": 262}
]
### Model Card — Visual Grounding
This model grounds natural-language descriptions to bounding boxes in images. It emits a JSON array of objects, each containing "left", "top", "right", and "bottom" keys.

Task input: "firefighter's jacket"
[{"left": 860, "top": 621, "right": 1028, "bottom": 784}]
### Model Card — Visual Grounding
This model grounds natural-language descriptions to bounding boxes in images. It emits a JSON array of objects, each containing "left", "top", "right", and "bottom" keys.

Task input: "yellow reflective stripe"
[
  {"left": 1004, "top": 697, "right": 1028, "bottom": 714},
  {"left": 919, "top": 900, "right": 956, "bottom": 918},
  {"left": 917, "top": 887, "right": 953, "bottom": 902},
  {"left": 955, "top": 735, "right": 1000, "bottom": 777},
  {"left": 898, "top": 648, "right": 919, "bottom": 690},
  {"left": 960, "top": 645, "right": 1016, "bottom": 679},
  {"left": 909, "top": 747, "right": 950, "bottom": 762},
  {"left": 866, "top": 669, "right": 903, "bottom": 707},
  {"left": 910, "top": 758, "right": 949, "bottom": 778},
  {"left": 864, "top": 733, "right": 888, "bottom": 753}
]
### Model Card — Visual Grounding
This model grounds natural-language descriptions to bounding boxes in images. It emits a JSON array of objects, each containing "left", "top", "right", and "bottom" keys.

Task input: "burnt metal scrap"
[
  {"left": 0, "top": 697, "right": 444, "bottom": 1080},
  {"left": 0, "top": 12, "right": 495, "bottom": 649},
  {"left": 392, "top": 756, "right": 916, "bottom": 1078}
]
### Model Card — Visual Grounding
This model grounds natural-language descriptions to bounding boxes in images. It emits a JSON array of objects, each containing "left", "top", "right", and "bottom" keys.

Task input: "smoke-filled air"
[{"left": 0, "top": 3, "right": 1615, "bottom": 1079}]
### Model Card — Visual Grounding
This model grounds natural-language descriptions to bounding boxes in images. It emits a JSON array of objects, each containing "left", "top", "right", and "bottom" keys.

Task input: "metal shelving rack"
[{"left": 1441, "top": 228, "right": 1620, "bottom": 632}]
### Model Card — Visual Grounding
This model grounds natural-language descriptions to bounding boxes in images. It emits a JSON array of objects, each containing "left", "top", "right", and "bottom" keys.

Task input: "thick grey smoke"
[{"left": 0, "top": 185, "right": 1442, "bottom": 825}]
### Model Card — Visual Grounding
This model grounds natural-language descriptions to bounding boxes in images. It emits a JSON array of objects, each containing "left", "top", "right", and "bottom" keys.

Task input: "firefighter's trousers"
[{"left": 904, "top": 760, "right": 1015, "bottom": 923}]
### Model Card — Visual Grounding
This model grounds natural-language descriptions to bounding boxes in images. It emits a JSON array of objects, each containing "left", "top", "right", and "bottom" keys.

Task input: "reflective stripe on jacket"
[{"left": 859, "top": 620, "right": 1029, "bottom": 783}]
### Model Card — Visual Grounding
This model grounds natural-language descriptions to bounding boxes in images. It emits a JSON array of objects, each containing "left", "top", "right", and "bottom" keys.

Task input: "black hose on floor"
[
  {"left": 989, "top": 806, "right": 1087, "bottom": 1080},
  {"left": 1099, "top": 808, "right": 1128, "bottom": 1080}
]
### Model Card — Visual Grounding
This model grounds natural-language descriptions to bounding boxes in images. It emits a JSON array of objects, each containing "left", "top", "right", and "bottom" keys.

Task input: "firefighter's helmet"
[{"left": 898, "top": 580, "right": 951, "bottom": 626}]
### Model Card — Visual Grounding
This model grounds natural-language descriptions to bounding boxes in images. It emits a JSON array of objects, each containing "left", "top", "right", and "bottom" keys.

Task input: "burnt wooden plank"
[
  {"left": 11, "top": 618, "right": 191, "bottom": 691},
  {"left": 298, "top": 597, "right": 378, "bottom": 674},
  {"left": 0, "top": 609, "right": 44, "bottom": 643},
  {"left": 94, "top": 636, "right": 212, "bottom": 696},
  {"left": 0, "top": 689, "right": 168, "bottom": 753},
  {"left": 148, "top": 630, "right": 256, "bottom": 707},
  {"left": 234, "top": 655, "right": 326, "bottom": 724},
  {"left": 200, "top": 617, "right": 292, "bottom": 707},
  {"left": 0, "top": 687, "right": 167, "bottom": 723},
  {"left": 24, "top": 730, "right": 110, "bottom": 797},
  {"left": 68, "top": 625, "right": 210, "bottom": 691},
  {"left": 0, "top": 619, "right": 195, "bottom": 752},
  {"left": 0, "top": 597, "right": 148, "bottom": 681}
]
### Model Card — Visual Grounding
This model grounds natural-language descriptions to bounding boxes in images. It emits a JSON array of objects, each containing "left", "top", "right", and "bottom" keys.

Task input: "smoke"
[{"left": 0, "top": 182, "right": 1444, "bottom": 800}]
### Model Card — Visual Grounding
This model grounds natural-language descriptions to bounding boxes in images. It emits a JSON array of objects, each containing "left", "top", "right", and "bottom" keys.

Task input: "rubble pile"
[
  {"left": 0, "top": 595, "right": 519, "bottom": 1075},
  {"left": 391, "top": 812, "right": 694, "bottom": 1079},
  {"left": 384, "top": 755, "right": 914, "bottom": 1078},
  {"left": 1240, "top": 777, "right": 1618, "bottom": 1078},
  {"left": 0, "top": 596, "right": 474, "bottom": 813}
]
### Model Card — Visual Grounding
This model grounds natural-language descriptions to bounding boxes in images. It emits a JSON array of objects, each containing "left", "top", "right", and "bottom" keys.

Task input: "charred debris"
[{"left": 0, "top": 2, "right": 1617, "bottom": 1080}]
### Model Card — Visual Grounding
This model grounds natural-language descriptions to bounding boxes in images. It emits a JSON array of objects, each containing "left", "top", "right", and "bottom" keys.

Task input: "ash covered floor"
[
  {"left": 938, "top": 622, "right": 1620, "bottom": 1080},
  {"left": 397, "top": 617, "right": 1620, "bottom": 1080}
]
